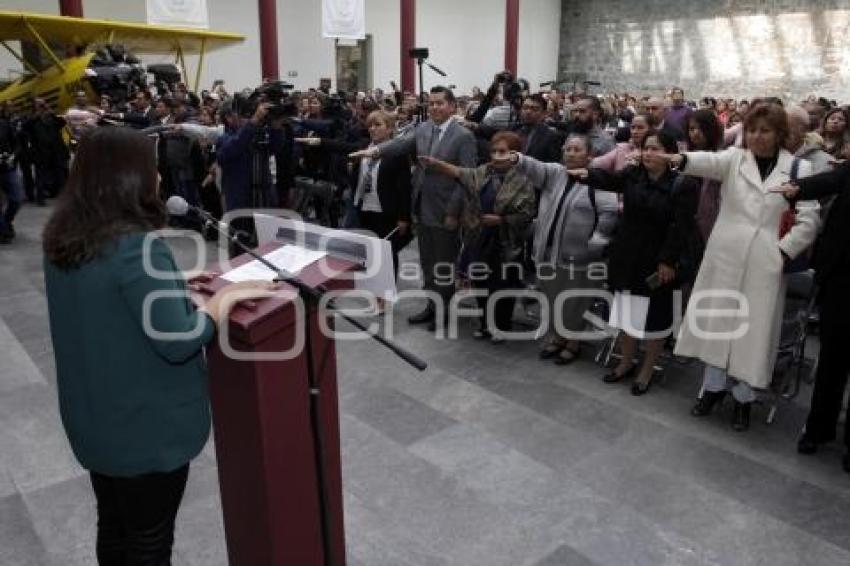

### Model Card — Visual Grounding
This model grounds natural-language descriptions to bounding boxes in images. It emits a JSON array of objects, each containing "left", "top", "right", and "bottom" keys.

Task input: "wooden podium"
[{"left": 201, "top": 244, "right": 355, "bottom": 566}]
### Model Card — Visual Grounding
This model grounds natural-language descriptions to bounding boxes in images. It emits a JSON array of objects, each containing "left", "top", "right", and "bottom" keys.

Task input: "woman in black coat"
[
  {"left": 773, "top": 161, "right": 850, "bottom": 473},
  {"left": 570, "top": 129, "right": 699, "bottom": 395},
  {"left": 297, "top": 110, "right": 413, "bottom": 312}
]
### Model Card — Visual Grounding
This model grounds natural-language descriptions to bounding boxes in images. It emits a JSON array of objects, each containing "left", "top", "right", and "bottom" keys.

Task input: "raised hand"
[
  {"left": 418, "top": 155, "right": 438, "bottom": 168},
  {"left": 658, "top": 263, "right": 676, "bottom": 286},
  {"left": 294, "top": 137, "right": 322, "bottom": 146},
  {"left": 480, "top": 214, "right": 503, "bottom": 227},
  {"left": 768, "top": 182, "right": 800, "bottom": 200},
  {"left": 349, "top": 146, "right": 380, "bottom": 160},
  {"left": 566, "top": 168, "right": 589, "bottom": 181}
]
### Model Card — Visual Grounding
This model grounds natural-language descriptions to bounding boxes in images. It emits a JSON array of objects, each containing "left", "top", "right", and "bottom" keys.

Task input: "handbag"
[{"left": 779, "top": 157, "right": 811, "bottom": 273}]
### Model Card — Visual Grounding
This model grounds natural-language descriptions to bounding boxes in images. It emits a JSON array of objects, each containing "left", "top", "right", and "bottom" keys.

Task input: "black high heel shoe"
[
  {"left": 603, "top": 364, "right": 636, "bottom": 384},
  {"left": 630, "top": 372, "right": 655, "bottom": 396}
]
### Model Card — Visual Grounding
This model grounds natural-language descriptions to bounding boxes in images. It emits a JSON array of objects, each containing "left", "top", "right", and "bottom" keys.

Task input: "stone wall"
[{"left": 558, "top": 0, "right": 850, "bottom": 101}]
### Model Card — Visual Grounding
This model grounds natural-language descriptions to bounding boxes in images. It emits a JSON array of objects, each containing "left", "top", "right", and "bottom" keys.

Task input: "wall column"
[
  {"left": 59, "top": 0, "right": 84, "bottom": 17},
  {"left": 400, "top": 0, "right": 416, "bottom": 93},
  {"left": 504, "top": 0, "right": 519, "bottom": 75},
  {"left": 258, "top": 0, "right": 279, "bottom": 80}
]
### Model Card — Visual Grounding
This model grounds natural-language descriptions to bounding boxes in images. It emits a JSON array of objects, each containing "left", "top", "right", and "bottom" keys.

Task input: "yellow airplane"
[{"left": 0, "top": 10, "right": 244, "bottom": 113}]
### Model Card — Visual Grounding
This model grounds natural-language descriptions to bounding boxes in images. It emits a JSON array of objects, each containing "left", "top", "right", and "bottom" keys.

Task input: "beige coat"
[{"left": 674, "top": 148, "right": 821, "bottom": 389}]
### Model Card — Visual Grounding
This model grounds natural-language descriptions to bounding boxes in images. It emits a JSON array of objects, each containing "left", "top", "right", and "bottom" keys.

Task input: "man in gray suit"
[{"left": 351, "top": 86, "right": 477, "bottom": 330}]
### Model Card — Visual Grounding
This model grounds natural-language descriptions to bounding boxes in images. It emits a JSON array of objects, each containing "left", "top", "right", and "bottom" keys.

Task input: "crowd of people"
[{"left": 20, "top": 69, "right": 850, "bottom": 563}]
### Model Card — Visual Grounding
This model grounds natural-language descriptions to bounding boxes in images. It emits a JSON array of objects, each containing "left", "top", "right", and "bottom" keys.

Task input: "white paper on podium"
[
  {"left": 253, "top": 214, "right": 398, "bottom": 301},
  {"left": 221, "top": 246, "right": 328, "bottom": 283}
]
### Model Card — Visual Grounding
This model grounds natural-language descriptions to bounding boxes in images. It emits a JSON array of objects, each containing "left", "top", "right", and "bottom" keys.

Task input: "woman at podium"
[{"left": 42, "top": 127, "right": 274, "bottom": 565}]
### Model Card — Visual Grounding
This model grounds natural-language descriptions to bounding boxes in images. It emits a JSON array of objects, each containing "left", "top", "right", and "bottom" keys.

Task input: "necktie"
[{"left": 428, "top": 124, "right": 442, "bottom": 155}]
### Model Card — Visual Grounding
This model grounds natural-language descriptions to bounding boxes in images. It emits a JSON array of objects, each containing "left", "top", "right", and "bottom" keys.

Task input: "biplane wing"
[{"left": 0, "top": 10, "right": 244, "bottom": 55}]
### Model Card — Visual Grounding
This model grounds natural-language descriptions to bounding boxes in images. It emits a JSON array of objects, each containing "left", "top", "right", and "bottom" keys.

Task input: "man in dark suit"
[
  {"left": 646, "top": 96, "right": 686, "bottom": 143},
  {"left": 352, "top": 86, "right": 477, "bottom": 331},
  {"left": 518, "top": 94, "right": 563, "bottom": 163},
  {"left": 119, "top": 91, "right": 159, "bottom": 129},
  {"left": 776, "top": 163, "right": 850, "bottom": 473}
]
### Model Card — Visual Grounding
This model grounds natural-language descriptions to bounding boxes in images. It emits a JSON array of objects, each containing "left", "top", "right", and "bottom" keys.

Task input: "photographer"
[
  {"left": 465, "top": 75, "right": 562, "bottom": 163},
  {"left": 468, "top": 71, "right": 526, "bottom": 130}
]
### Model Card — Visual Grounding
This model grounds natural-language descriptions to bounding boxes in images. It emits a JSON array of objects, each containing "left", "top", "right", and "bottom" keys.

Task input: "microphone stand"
[{"left": 195, "top": 209, "right": 427, "bottom": 566}]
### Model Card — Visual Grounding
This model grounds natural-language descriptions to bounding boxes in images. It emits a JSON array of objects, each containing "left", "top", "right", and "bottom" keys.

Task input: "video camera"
[{"left": 234, "top": 81, "right": 299, "bottom": 121}]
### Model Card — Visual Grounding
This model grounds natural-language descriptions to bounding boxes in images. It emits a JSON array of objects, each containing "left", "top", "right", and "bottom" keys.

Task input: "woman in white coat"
[{"left": 661, "top": 103, "right": 821, "bottom": 431}]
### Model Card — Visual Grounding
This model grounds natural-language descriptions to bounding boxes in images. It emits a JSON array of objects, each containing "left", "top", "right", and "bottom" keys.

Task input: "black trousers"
[
  {"left": 89, "top": 464, "right": 190, "bottom": 566},
  {"left": 417, "top": 224, "right": 460, "bottom": 309},
  {"left": 474, "top": 262, "right": 522, "bottom": 332},
  {"left": 804, "top": 272, "right": 850, "bottom": 448},
  {"left": 34, "top": 161, "right": 67, "bottom": 201}
]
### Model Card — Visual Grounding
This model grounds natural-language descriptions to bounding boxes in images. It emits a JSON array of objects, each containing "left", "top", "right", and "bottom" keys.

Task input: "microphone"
[
  {"left": 166, "top": 195, "right": 192, "bottom": 217},
  {"left": 166, "top": 196, "right": 230, "bottom": 233}
]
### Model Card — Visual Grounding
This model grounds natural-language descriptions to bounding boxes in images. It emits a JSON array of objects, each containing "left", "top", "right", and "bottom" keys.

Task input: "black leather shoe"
[
  {"left": 603, "top": 364, "right": 636, "bottom": 383},
  {"left": 731, "top": 401, "right": 751, "bottom": 432},
  {"left": 408, "top": 305, "right": 435, "bottom": 325},
  {"left": 797, "top": 434, "right": 820, "bottom": 455},
  {"left": 691, "top": 391, "right": 726, "bottom": 417},
  {"left": 842, "top": 452, "right": 850, "bottom": 474}
]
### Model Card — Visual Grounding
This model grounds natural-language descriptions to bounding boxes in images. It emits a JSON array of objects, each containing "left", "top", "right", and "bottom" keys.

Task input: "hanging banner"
[
  {"left": 146, "top": 0, "right": 210, "bottom": 29},
  {"left": 322, "top": 0, "right": 366, "bottom": 40}
]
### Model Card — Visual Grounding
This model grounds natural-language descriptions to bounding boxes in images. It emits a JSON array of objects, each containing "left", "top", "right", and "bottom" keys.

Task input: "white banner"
[
  {"left": 322, "top": 0, "right": 366, "bottom": 40},
  {"left": 146, "top": 0, "right": 210, "bottom": 29}
]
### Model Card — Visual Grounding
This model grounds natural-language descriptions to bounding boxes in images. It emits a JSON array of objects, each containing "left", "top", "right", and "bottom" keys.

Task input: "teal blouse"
[{"left": 44, "top": 232, "right": 216, "bottom": 477}]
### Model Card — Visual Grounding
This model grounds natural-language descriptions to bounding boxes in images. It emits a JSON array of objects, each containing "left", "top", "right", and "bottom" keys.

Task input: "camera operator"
[
  {"left": 295, "top": 93, "right": 368, "bottom": 224},
  {"left": 216, "top": 100, "right": 286, "bottom": 253}
]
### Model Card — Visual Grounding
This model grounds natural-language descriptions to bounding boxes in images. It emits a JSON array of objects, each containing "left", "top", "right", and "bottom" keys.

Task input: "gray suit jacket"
[{"left": 379, "top": 118, "right": 477, "bottom": 227}]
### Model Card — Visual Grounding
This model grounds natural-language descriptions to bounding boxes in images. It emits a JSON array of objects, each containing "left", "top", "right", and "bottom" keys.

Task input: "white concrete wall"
[
  {"left": 0, "top": 0, "right": 561, "bottom": 95},
  {"left": 416, "top": 0, "right": 505, "bottom": 94},
  {"left": 518, "top": 0, "right": 561, "bottom": 89}
]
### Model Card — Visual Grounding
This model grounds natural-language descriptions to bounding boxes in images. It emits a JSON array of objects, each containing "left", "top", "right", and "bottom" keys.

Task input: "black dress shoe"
[
  {"left": 797, "top": 434, "right": 821, "bottom": 455},
  {"left": 731, "top": 401, "right": 751, "bottom": 432},
  {"left": 603, "top": 364, "right": 636, "bottom": 384},
  {"left": 691, "top": 390, "right": 726, "bottom": 417},
  {"left": 408, "top": 306, "right": 436, "bottom": 325},
  {"left": 843, "top": 452, "right": 850, "bottom": 474}
]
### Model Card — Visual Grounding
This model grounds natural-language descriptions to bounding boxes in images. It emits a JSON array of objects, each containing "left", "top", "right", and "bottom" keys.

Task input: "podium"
[{"left": 202, "top": 243, "right": 356, "bottom": 565}]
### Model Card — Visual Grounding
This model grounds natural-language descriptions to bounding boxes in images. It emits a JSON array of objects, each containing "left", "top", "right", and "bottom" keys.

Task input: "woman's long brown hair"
[{"left": 43, "top": 127, "right": 166, "bottom": 270}]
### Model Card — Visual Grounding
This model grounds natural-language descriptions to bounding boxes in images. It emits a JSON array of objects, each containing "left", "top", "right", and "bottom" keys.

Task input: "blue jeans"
[{"left": 0, "top": 168, "right": 22, "bottom": 234}]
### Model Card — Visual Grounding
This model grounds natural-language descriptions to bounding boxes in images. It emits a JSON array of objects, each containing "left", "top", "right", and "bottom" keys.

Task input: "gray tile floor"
[{"left": 2, "top": 202, "right": 850, "bottom": 566}]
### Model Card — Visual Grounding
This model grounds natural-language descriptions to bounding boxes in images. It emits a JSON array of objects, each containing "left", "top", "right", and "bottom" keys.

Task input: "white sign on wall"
[
  {"left": 322, "top": 0, "right": 366, "bottom": 40},
  {"left": 146, "top": 0, "right": 210, "bottom": 29}
]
